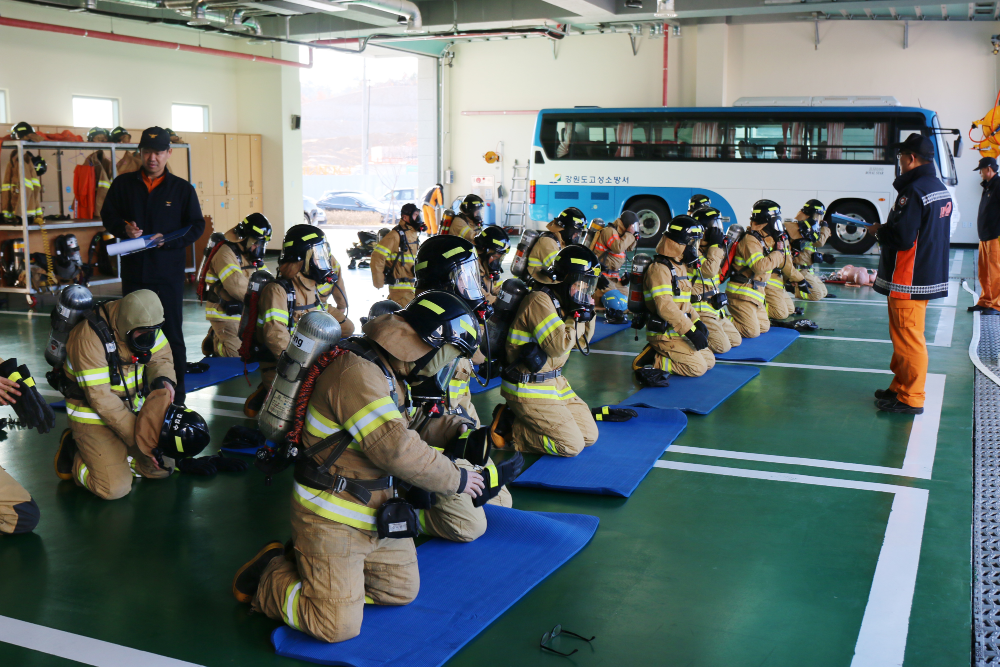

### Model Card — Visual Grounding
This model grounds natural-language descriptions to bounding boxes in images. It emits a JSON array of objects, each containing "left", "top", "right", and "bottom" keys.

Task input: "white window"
[
  {"left": 72, "top": 95, "right": 119, "bottom": 129},
  {"left": 171, "top": 104, "right": 209, "bottom": 133},
  {"left": 0, "top": 90, "right": 7, "bottom": 123}
]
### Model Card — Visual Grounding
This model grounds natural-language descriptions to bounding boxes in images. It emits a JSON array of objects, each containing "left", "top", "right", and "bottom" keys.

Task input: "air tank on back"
[
  {"left": 45, "top": 285, "right": 94, "bottom": 367},
  {"left": 237, "top": 269, "right": 274, "bottom": 341},
  {"left": 509, "top": 229, "right": 540, "bottom": 279},
  {"left": 481, "top": 278, "right": 528, "bottom": 364},
  {"left": 258, "top": 310, "right": 342, "bottom": 443},
  {"left": 627, "top": 254, "right": 652, "bottom": 315}
]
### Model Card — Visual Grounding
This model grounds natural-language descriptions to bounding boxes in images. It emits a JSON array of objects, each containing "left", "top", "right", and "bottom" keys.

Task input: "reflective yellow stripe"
[
  {"left": 67, "top": 403, "right": 105, "bottom": 425},
  {"left": 217, "top": 264, "right": 241, "bottom": 281},
  {"left": 343, "top": 396, "right": 401, "bottom": 442},
  {"left": 727, "top": 283, "right": 766, "bottom": 304},
  {"left": 282, "top": 581, "right": 303, "bottom": 630},
  {"left": 542, "top": 436, "right": 559, "bottom": 456},
  {"left": 293, "top": 481, "right": 378, "bottom": 530},
  {"left": 508, "top": 328, "right": 531, "bottom": 346},
  {"left": 205, "top": 303, "right": 241, "bottom": 321},
  {"left": 304, "top": 403, "right": 363, "bottom": 452},
  {"left": 151, "top": 330, "right": 168, "bottom": 353},
  {"left": 533, "top": 312, "right": 562, "bottom": 344},
  {"left": 97, "top": 180, "right": 111, "bottom": 189},
  {"left": 501, "top": 380, "right": 576, "bottom": 401},
  {"left": 260, "top": 308, "right": 289, "bottom": 325},
  {"left": 484, "top": 460, "right": 499, "bottom": 488},
  {"left": 78, "top": 463, "right": 90, "bottom": 487}
]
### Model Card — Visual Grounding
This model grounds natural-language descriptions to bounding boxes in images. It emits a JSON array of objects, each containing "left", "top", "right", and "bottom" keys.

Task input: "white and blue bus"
[{"left": 527, "top": 98, "right": 962, "bottom": 253}]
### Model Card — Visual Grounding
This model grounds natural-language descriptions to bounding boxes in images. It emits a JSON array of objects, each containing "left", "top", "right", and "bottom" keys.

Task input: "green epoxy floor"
[{"left": 0, "top": 242, "right": 977, "bottom": 666}]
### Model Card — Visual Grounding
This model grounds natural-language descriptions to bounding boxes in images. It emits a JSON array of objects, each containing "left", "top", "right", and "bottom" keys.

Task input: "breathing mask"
[
  {"left": 304, "top": 244, "right": 334, "bottom": 284},
  {"left": 409, "top": 343, "right": 462, "bottom": 395},
  {"left": 409, "top": 211, "right": 428, "bottom": 233},
  {"left": 126, "top": 325, "right": 162, "bottom": 364},
  {"left": 564, "top": 274, "right": 599, "bottom": 313}
]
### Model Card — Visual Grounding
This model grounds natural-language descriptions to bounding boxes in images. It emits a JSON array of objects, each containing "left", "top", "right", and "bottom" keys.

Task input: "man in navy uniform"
[{"left": 101, "top": 127, "right": 205, "bottom": 404}]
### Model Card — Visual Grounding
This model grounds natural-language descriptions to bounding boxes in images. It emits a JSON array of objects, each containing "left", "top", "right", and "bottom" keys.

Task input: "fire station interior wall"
[
  {"left": 446, "top": 20, "right": 992, "bottom": 243},
  {"left": 0, "top": 0, "right": 300, "bottom": 248}
]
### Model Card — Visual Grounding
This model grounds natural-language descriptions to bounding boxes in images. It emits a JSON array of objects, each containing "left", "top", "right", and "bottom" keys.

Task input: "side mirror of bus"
[{"left": 954, "top": 136, "right": 963, "bottom": 159}]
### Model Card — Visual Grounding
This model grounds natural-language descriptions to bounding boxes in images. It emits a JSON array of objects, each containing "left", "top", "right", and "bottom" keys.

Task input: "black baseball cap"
[
  {"left": 138, "top": 127, "right": 171, "bottom": 151},
  {"left": 892, "top": 133, "right": 935, "bottom": 160},
  {"left": 976, "top": 156, "right": 999, "bottom": 172}
]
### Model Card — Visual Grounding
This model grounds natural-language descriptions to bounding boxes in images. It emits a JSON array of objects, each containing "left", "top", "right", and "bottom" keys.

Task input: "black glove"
[
  {"left": 704, "top": 225, "right": 725, "bottom": 247},
  {"left": 0, "top": 358, "right": 29, "bottom": 426},
  {"left": 176, "top": 456, "right": 218, "bottom": 476},
  {"left": 574, "top": 305, "right": 595, "bottom": 323},
  {"left": 444, "top": 426, "right": 492, "bottom": 467},
  {"left": 222, "top": 425, "right": 266, "bottom": 451},
  {"left": 684, "top": 320, "right": 709, "bottom": 351},
  {"left": 207, "top": 453, "right": 249, "bottom": 472},
  {"left": 591, "top": 406, "right": 639, "bottom": 422},
  {"left": 16, "top": 365, "right": 55, "bottom": 435},
  {"left": 596, "top": 274, "right": 610, "bottom": 291},
  {"left": 473, "top": 453, "right": 524, "bottom": 507},
  {"left": 619, "top": 272, "right": 629, "bottom": 286},
  {"left": 796, "top": 279, "right": 811, "bottom": 295}
]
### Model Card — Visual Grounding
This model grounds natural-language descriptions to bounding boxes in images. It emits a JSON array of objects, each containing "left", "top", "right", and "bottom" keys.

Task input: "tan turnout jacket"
[
  {"left": 1, "top": 153, "right": 41, "bottom": 221},
  {"left": 447, "top": 213, "right": 479, "bottom": 242},
  {"left": 293, "top": 315, "right": 464, "bottom": 531},
  {"left": 205, "top": 231, "right": 255, "bottom": 322},
  {"left": 501, "top": 290, "right": 593, "bottom": 406},
  {"left": 370, "top": 226, "right": 419, "bottom": 289},
  {"left": 592, "top": 220, "right": 637, "bottom": 279},
  {"left": 527, "top": 227, "right": 562, "bottom": 284},
  {"left": 63, "top": 299, "right": 175, "bottom": 446},
  {"left": 645, "top": 239, "right": 699, "bottom": 339},
  {"left": 725, "top": 232, "right": 786, "bottom": 305}
]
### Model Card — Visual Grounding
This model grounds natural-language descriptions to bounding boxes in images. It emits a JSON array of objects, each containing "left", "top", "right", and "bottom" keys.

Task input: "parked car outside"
[
  {"left": 380, "top": 188, "right": 418, "bottom": 214},
  {"left": 317, "top": 191, "right": 393, "bottom": 225},
  {"left": 304, "top": 196, "right": 327, "bottom": 226}
]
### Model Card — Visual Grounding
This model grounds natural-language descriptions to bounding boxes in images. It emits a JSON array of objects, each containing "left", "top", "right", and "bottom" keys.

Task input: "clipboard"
[{"left": 106, "top": 226, "right": 193, "bottom": 257}]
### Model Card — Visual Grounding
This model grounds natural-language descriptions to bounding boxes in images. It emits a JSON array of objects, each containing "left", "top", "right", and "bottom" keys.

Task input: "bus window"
[
  {"left": 932, "top": 115, "right": 958, "bottom": 186},
  {"left": 808, "top": 121, "right": 888, "bottom": 162}
]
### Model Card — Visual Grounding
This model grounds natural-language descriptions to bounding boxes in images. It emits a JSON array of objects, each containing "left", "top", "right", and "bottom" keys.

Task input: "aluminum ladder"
[{"left": 503, "top": 160, "right": 530, "bottom": 233}]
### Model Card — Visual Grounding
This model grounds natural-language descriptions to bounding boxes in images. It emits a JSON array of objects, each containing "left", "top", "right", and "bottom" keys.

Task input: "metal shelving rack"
[{"left": 0, "top": 139, "right": 194, "bottom": 296}]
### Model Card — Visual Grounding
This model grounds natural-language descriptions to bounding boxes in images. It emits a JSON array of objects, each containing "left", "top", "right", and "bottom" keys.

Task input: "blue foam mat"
[
  {"left": 714, "top": 328, "right": 799, "bottom": 362},
  {"left": 49, "top": 356, "right": 259, "bottom": 410},
  {"left": 271, "top": 506, "right": 600, "bottom": 667},
  {"left": 513, "top": 406, "right": 687, "bottom": 497},
  {"left": 591, "top": 319, "right": 631, "bottom": 343},
  {"left": 620, "top": 364, "right": 760, "bottom": 415}
]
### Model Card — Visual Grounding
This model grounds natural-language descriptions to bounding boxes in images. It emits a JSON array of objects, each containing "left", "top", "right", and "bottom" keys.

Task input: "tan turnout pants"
[
  {"left": 67, "top": 409, "right": 170, "bottom": 500},
  {"left": 388, "top": 287, "right": 415, "bottom": 308},
  {"left": 642, "top": 337, "right": 716, "bottom": 377},
  {"left": 418, "top": 461, "right": 512, "bottom": 543},
  {"left": 208, "top": 319, "right": 241, "bottom": 357},
  {"left": 794, "top": 271, "right": 828, "bottom": 300},
  {"left": 728, "top": 297, "right": 770, "bottom": 339},
  {"left": 765, "top": 283, "right": 795, "bottom": 320},
  {"left": 509, "top": 395, "right": 598, "bottom": 457},
  {"left": 255, "top": 502, "right": 419, "bottom": 644},
  {"left": 0, "top": 465, "right": 37, "bottom": 535},
  {"left": 699, "top": 311, "right": 741, "bottom": 354}
]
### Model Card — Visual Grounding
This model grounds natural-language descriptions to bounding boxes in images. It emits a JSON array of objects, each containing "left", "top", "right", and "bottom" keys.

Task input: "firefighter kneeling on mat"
[
  {"left": 0, "top": 358, "right": 55, "bottom": 534},
  {"left": 46, "top": 289, "right": 210, "bottom": 499},
  {"left": 785, "top": 199, "right": 833, "bottom": 300},
  {"left": 725, "top": 200, "right": 789, "bottom": 339},
  {"left": 522, "top": 207, "right": 588, "bottom": 283},
  {"left": 370, "top": 203, "right": 423, "bottom": 307},
  {"left": 689, "top": 207, "right": 742, "bottom": 354},
  {"left": 631, "top": 215, "right": 715, "bottom": 386},
  {"left": 199, "top": 213, "right": 272, "bottom": 358},
  {"left": 474, "top": 225, "right": 511, "bottom": 305},
  {"left": 489, "top": 245, "right": 599, "bottom": 458},
  {"left": 412, "top": 235, "right": 521, "bottom": 542},
  {"left": 233, "top": 292, "right": 490, "bottom": 643},
  {"left": 242, "top": 225, "right": 355, "bottom": 418}
]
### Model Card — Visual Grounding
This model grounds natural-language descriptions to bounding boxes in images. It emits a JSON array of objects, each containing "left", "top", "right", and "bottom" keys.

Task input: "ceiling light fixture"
[{"left": 654, "top": 0, "right": 677, "bottom": 19}]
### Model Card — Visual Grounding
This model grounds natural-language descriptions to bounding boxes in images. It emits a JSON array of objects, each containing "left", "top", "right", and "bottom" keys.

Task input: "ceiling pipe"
[
  {"left": 314, "top": 25, "right": 565, "bottom": 48},
  {"left": 339, "top": 0, "right": 421, "bottom": 32},
  {"left": 0, "top": 15, "right": 312, "bottom": 66}
]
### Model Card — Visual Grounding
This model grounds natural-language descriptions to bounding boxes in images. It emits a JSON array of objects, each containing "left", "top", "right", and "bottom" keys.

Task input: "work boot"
[
  {"left": 793, "top": 307, "right": 804, "bottom": 315},
  {"left": 201, "top": 330, "right": 214, "bottom": 357},
  {"left": 824, "top": 294, "right": 837, "bottom": 299},
  {"left": 54, "top": 429, "right": 77, "bottom": 481},
  {"left": 489, "top": 404, "right": 514, "bottom": 449},
  {"left": 635, "top": 367, "right": 670, "bottom": 388},
  {"left": 631, "top": 344, "right": 657, "bottom": 371},
  {"left": 874, "top": 388, "right": 897, "bottom": 401},
  {"left": 875, "top": 398, "right": 923, "bottom": 415},
  {"left": 969, "top": 304, "right": 986, "bottom": 313},
  {"left": 244, "top": 383, "right": 268, "bottom": 418},
  {"left": 233, "top": 541, "right": 285, "bottom": 604}
]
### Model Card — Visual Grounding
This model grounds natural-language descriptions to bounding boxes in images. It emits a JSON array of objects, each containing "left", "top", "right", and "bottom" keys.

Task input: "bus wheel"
[
  {"left": 628, "top": 198, "right": 670, "bottom": 248},
  {"left": 827, "top": 202, "right": 878, "bottom": 255}
]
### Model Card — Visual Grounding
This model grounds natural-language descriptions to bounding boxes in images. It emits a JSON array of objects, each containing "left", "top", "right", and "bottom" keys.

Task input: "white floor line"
[
  {"left": 653, "top": 461, "right": 928, "bottom": 667},
  {"left": 932, "top": 302, "right": 955, "bottom": 348},
  {"left": 794, "top": 298, "right": 952, "bottom": 310},
  {"left": 0, "top": 614, "right": 204, "bottom": 667},
  {"left": 666, "top": 372, "right": 943, "bottom": 480},
  {"left": 950, "top": 249, "right": 965, "bottom": 276},
  {"left": 941, "top": 280, "right": 960, "bottom": 306},
  {"left": 186, "top": 393, "right": 246, "bottom": 404},
  {"left": 800, "top": 334, "right": 947, "bottom": 348},
  {"left": 715, "top": 359, "right": 895, "bottom": 375}
]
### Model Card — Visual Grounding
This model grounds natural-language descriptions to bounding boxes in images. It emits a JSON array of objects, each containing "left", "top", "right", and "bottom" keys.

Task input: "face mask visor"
[
  {"left": 562, "top": 226, "right": 586, "bottom": 246},
  {"left": 567, "top": 274, "right": 598, "bottom": 309},
  {"left": 451, "top": 255, "right": 487, "bottom": 306},
  {"left": 306, "top": 244, "right": 334, "bottom": 283}
]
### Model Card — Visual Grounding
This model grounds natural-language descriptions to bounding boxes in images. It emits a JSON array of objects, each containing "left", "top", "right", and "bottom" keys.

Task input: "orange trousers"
[
  {"left": 887, "top": 297, "right": 928, "bottom": 408},
  {"left": 978, "top": 238, "right": 1000, "bottom": 310}
]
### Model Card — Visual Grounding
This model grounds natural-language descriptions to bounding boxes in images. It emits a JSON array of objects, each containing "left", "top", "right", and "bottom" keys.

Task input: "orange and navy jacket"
[{"left": 874, "top": 163, "right": 951, "bottom": 301}]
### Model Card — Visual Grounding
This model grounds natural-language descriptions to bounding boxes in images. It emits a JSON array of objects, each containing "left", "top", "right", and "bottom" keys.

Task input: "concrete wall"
[
  {"left": 0, "top": 0, "right": 302, "bottom": 245},
  {"left": 446, "top": 21, "right": 996, "bottom": 240}
]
